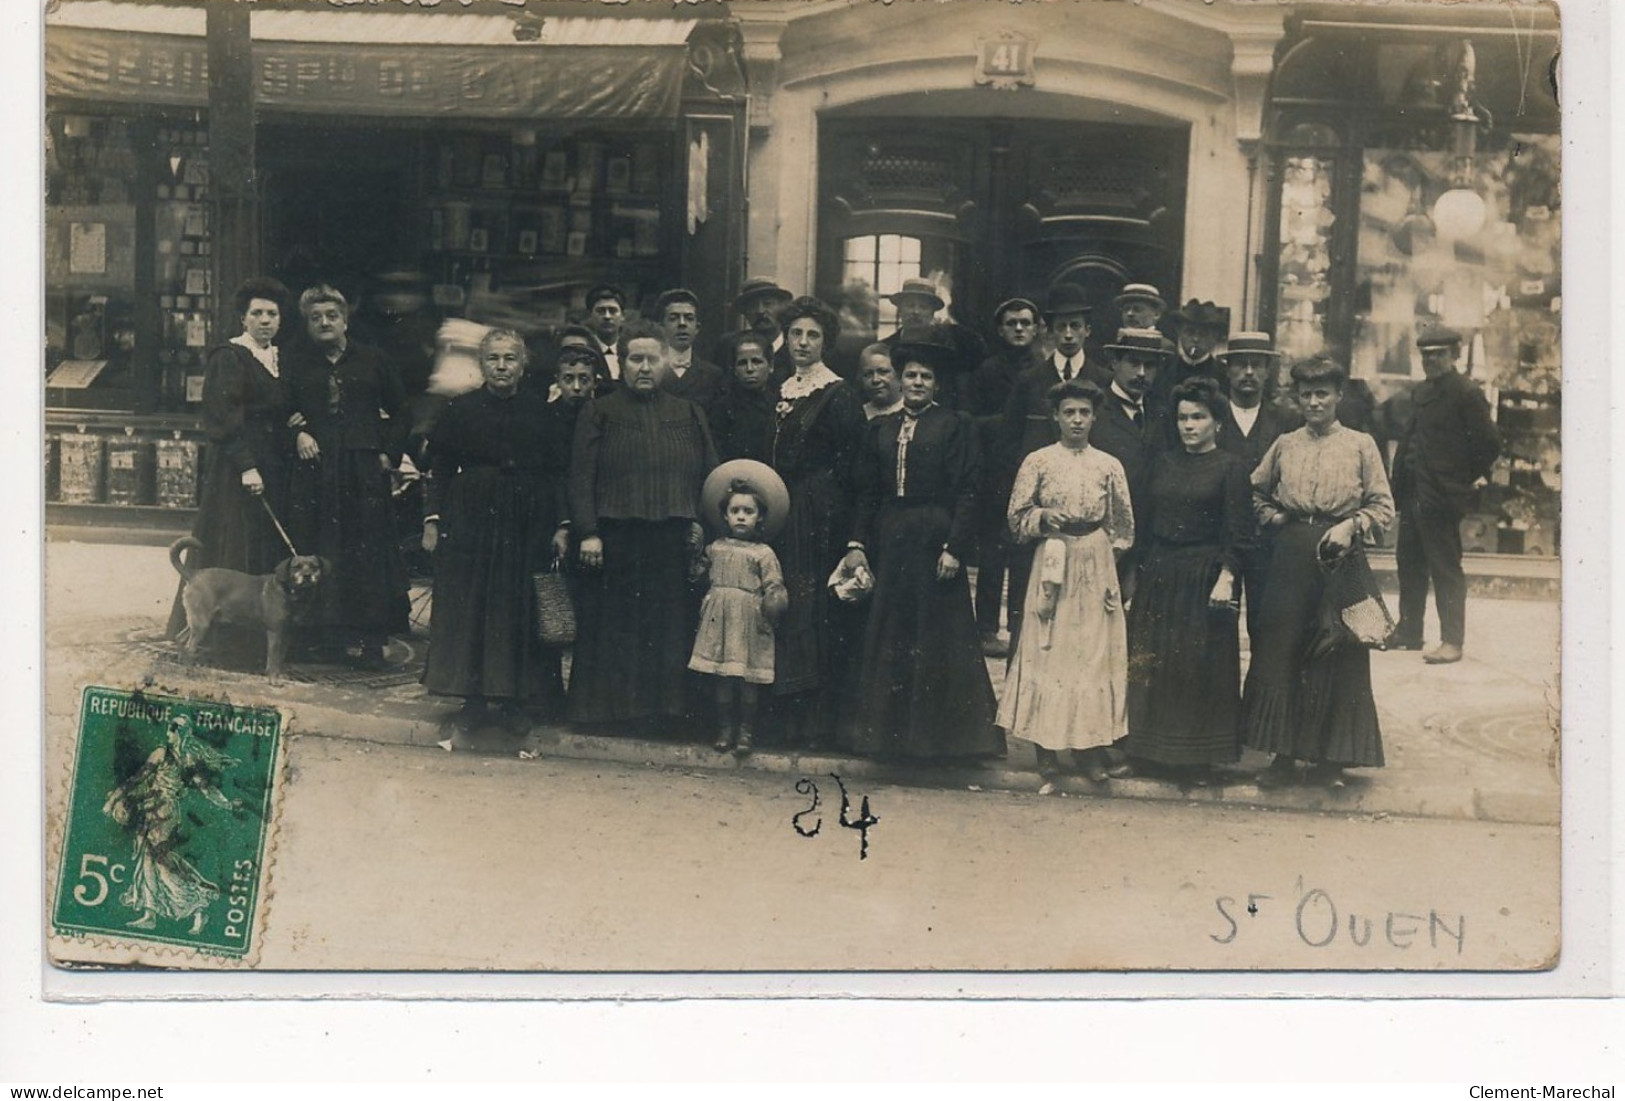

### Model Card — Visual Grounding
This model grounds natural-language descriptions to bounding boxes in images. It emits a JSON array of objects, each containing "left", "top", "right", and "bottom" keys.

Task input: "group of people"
[{"left": 175, "top": 270, "right": 1499, "bottom": 791}]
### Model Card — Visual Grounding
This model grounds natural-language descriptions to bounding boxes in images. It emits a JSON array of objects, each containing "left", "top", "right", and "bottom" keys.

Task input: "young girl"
[{"left": 689, "top": 479, "right": 789, "bottom": 754}]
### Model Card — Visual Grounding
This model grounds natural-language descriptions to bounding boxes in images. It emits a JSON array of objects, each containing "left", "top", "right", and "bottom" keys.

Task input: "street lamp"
[{"left": 1431, "top": 40, "right": 1490, "bottom": 241}]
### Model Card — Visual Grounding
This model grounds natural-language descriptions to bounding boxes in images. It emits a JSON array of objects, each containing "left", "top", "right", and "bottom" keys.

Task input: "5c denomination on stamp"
[{"left": 50, "top": 686, "right": 286, "bottom": 967}]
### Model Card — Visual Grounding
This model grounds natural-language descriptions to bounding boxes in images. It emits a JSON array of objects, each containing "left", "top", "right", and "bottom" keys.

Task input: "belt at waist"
[
  {"left": 1052, "top": 519, "right": 1103, "bottom": 536},
  {"left": 1286, "top": 511, "right": 1348, "bottom": 525}
]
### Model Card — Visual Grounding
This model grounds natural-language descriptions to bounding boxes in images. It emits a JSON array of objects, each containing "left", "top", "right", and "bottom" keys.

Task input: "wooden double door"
[{"left": 816, "top": 116, "right": 1189, "bottom": 352}]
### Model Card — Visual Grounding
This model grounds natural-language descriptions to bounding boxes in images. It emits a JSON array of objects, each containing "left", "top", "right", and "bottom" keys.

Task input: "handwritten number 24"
[{"left": 793, "top": 774, "right": 878, "bottom": 860}]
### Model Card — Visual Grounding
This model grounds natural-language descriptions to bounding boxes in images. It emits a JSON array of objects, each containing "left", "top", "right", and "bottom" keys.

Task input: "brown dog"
[{"left": 169, "top": 536, "right": 331, "bottom": 683}]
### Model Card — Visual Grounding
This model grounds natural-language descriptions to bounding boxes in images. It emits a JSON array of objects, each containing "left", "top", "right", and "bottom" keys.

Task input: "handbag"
[
  {"left": 1310, "top": 538, "right": 1395, "bottom": 657},
  {"left": 532, "top": 566, "right": 577, "bottom": 646}
]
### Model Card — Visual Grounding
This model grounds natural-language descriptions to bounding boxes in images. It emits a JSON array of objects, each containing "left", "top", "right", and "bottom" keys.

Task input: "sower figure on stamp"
[{"left": 1388, "top": 326, "right": 1500, "bottom": 664}]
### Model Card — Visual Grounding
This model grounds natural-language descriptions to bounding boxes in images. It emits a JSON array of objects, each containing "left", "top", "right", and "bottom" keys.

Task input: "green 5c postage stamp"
[{"left": 50, "top": 687, "right": 285, "bottom": 967}]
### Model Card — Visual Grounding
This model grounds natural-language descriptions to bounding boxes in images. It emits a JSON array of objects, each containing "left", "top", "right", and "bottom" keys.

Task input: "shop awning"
[{"left": 46, "top": 3, "right": 699, "bottom": 119}]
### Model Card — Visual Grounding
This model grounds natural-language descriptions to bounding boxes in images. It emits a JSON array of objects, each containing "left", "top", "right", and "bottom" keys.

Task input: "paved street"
[{"left": 36, "top": 536, "right": 1566, "bottom": 972}]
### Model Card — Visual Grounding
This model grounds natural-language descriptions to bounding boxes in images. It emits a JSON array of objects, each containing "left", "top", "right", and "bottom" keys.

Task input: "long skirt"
[
  {"left": 567, "top": 518, "right": 696, "bottom": 726},
  {"left": 1241, "top": 521, "right": 1385, "bottom": 767},
  {"left": 421, "top": 469, "right": 563, "bottom": 710},
  {"left": 770, "top": 468, "right": 851, "bottom": 697},
  {"left": 996, "top": 529, "right": 1127, "bottom": 752},
  {"left": 844, "top": 502, "right": 999, "bottom": 760},
  {"left": 286, "top": 448, "right": 409, "bottom": 638},
  {"left": 1125, "top": 542, "right": 1241, "bottom": 765}
]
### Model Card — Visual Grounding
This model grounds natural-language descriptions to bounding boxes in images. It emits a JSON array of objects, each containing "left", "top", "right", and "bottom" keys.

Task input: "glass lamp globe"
[{"left": 1432, "top": 188, "right": 1488, "bottom": 241}]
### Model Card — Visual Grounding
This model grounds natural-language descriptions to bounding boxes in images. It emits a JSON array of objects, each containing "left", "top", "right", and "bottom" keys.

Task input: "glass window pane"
[{"left": 846, "top": 235, "right": 876, "bottom": 264}]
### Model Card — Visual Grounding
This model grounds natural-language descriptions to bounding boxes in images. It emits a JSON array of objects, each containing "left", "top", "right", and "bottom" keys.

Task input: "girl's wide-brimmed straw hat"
[{"left": 700, "top": 459, "right": 792, "bottom": 541}]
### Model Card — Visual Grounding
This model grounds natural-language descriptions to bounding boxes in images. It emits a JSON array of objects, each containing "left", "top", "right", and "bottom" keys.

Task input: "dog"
[{"left": 169, "top": 536, "right": 332, "bottom": 684}]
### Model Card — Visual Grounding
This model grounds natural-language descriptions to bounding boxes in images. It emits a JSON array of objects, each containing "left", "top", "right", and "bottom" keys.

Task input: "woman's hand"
[
  {"left": 1322, "top": 519, "right": 1357, "bottom": 555},
  {"left": 551, "top": 526, "right": 571, "bottom": 563},
  {"left": 286, "top": 412, "right": 307, "bottom": 429},
  {"left": 936, "top": 549, "right": 960, "bottom": 581},
  {"left": 240, "top": 468, "right": 264, "bottom": 496},
  {"left": 1040, "top": 509, "right": 1073, "bottom": 534},
  {"left": 1208, "top": 568, "right": 1237, "bottom": 610},
  {"left": 296, "top": 431, "right": 320, "bottom": 461},
  {"left": 377, "top": 452, "right": 393, "bottom": 473},
  {"left": 840, "top": 547, "right": 869, "bottom": 574},
  {"left": 579, "top": 535, "right": 604, "bottom": 570},
  {"left": 421, "top": 519, "right": 439, "bottom": 553}
]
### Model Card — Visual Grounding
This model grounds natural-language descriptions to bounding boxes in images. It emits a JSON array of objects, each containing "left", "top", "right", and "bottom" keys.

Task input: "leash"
[{"left": 259, "top": 496, "right": 302, "bottom": 557}]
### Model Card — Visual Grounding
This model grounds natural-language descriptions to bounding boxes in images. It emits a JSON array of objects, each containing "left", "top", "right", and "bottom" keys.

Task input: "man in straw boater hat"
[
  {"left": 880, "top": 276, "right": 986, "bottom": 410},
  {"left": 1388, "top": 325, "right": 1500, "bottom": 665},
  {"left": 1113, "top": 282, "right": 1167, "bottom": 333},
  {"left": 1216, "top": 330, "right": 1295, "bottom": 643},
  {"left": 966, "top": 296, "right": 1044, "bottom": 655},
  {"left": 993, "top": 282, "right": 1103, "bottom": 646},
  {"left": 721, "top": 277, "right": 796, "bottom": 386}
]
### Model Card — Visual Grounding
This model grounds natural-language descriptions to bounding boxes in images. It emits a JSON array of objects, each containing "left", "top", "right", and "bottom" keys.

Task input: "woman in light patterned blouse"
[
  {"left": 996, "top": 378, "right": 1136, "bottom": 784},
  {"left": 1243, "top": 356, "right": 1395, "bottom": 789}
]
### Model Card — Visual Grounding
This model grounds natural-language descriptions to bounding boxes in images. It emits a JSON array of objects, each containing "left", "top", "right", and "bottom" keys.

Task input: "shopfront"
[
  {"left": 1258, "top": 5, "right": 1561, "bottom": 556},
  {"left": 44, "top": 1, "right": 746, "bottom": 525}
]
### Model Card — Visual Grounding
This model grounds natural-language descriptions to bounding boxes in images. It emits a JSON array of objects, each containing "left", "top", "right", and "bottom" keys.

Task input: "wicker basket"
[{"left": 532, "top": 569, "right": 577, "bottom": 646}]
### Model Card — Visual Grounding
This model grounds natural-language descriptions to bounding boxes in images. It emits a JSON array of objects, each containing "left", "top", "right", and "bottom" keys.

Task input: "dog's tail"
[{"left": 169, "top": 536, "right": 204, "bottom": 582}]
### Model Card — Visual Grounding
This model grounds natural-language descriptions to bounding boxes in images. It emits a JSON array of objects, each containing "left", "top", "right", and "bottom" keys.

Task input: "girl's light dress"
[{"left": 688, "top": 538, "right": 788, "bottom": 685}]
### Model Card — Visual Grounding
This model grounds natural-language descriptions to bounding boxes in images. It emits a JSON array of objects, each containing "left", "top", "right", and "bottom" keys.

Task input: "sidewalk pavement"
[{"left": 44, "top": 537, "right": 1561, "bottom": 826}]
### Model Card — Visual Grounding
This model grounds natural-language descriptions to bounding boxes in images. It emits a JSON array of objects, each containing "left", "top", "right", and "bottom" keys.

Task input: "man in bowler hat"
[{"left": 1389, "top": 326, "right": 1500, "bottom": 664}]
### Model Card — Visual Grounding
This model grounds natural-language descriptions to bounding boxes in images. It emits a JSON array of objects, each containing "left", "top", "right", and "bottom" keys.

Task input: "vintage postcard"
[{"left": 35, "top": 0, "right": 1592, "bottom": 988}]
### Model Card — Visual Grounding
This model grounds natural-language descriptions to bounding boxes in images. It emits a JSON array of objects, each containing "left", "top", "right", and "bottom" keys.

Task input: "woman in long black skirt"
[
  {"left": 1125, "top": 376, "right": 1254, "bottom": 784},
  {"left": 840, "top": 341, "right": 999, "bottom": 761},
  {"left": 1243, "top": 356, "right": 1395, "bottom": 788},
  {"left": 421, "top": 329, "right": 570, "bottom": 734}
]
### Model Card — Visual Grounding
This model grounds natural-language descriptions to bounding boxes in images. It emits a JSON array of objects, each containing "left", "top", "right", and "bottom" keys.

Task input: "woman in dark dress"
[
  {"left": 839, "top": 342, "right": 999, "bottom": 760},
  {"left": 165, "top": 276, "right": 294, "bottom": 643},
  {"left": 1125, "top": 376, "right": 1254, "bottom": 783},
  {"left": 567, "top": 321, "right": 718, "bottom": 729},
  {"left": 1244, "top": 356, "right": 1395, "bottom": 789},
  {"left": 766, "top": 297, "right": 866, "bottom": 744},
  {"left": 421, "top": 330, "right": 570, "bottom": 734},
  {"left": 284, "top": 284, "right": 410, "bottom": 667}
]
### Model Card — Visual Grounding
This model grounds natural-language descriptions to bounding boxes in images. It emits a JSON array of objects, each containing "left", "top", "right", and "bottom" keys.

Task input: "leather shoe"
[
  {"left": 1104, "top": 759, "right": 1135, "bottom": 779},
  {"left": 1384, "top": 634, "right": 1423, "bottom": 651},
  {"left": 1082, "top": 761, "right": 1111, "bottom": 783},
  {"left": 1423, "top": 643, "right": 1463, "bottom": 664},
  {"left": 980, "top": 634, "right": 1009, "bottom": 658}
]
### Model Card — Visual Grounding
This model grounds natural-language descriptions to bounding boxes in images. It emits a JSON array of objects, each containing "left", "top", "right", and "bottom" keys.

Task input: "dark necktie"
[{"left": 1061, "top": 357, "right": 1075, "bottom": 381}]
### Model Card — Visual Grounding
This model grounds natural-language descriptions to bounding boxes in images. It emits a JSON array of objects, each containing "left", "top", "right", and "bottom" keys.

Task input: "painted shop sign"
[{"left": 46, "top": 28, "right": 686, "bottom": 119}]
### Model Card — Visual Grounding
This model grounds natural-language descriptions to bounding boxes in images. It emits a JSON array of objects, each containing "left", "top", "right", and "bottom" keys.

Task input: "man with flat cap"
[
  {"left": 880, "top": 277, "right": 986, "bottom": 410},
  {"left": 725, "top": 277, "right": 795, "bottom": 385},
  {"left": 1157, "top": 298, "right": 1230, "bottom": 402},
  {"left": 1114, "top": 282, "right": 1167, "bottom": 333},
  {"left": 1389, "top": 326, "right": 1500, "bottom": 664},
  {"left": 965, "top": 296, "right": 1043, "bottom": 655}
]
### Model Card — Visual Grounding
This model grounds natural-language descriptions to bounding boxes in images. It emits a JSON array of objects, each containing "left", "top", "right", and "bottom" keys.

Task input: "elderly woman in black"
[
  {"left": 765, "top": 296, "right": 867, "bottom": 745},
  {"left": 840, "top": 341, "right": 999, "bottom": 760},
  {"left": 1125, "top": 376, "right": 1254, "bottom": 784},
  {"left": 420, "top": 329, "right": 570, "bottom": 734},
  {"left": 1243, "top": 356, "right": 1394, "bottom": 788},
  {"left": 567, "top": 321, "right": 718, "bottom": 730},
  {"left": 284, "top": 284, "right": 411, "bottom": 668},
  {"left": 166, "top": 276, "right": 294, "bottom": 643}
]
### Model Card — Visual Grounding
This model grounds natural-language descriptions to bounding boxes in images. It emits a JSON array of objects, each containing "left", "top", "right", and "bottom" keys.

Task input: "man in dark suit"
[
  {"left": 1089, "top": 328, "right": 1169, "bottom": 599},
  {"left": 994, "top": 285, "right": 1102, "bottom": 643},
  {"left": 966, "top": 297, "right": 1041, "bottom": 655},
  {"left": 1216, "top": 331, "right": 1297, "bottom": 642},
  {"left": 582, "top": 284, "right": 627, "bottom": 382},
  {"left": 1390, "top": 326, "right": 1500, "bottom": 664},
  {"left": 879, "top": 277, "right": 986, "bottom": 410},
  {"left": 654, "top": 288, "right": 726, "bottom": 419},
  {"left": 1155, "top": 298, "right": 1230, "bottom": 409}
]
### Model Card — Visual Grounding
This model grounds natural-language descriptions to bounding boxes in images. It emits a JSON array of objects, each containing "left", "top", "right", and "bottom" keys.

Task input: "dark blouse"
[
  {"left": 200, "top": 343, "right": 289, "bottom": 474},
  {"left": 709, "top": 385, "right": 778, "bottom": 464},
  {"left": 284, "top": 339, "right": 407, "bottom": 456},
  {"left": 1142, "top": 447, "right": 1255, "bottom": 575},
  {"left": 772, "top": 380, "right": 865, "bottom": 484},
  {"left": 568, "top": 388, "right": 718, "bottom": 536},
  {"left": 852, "top": 404, "right": 980, "bottom": 559},
  {"left": 423, "top": 385, "right": 567, "bottom": 520}
]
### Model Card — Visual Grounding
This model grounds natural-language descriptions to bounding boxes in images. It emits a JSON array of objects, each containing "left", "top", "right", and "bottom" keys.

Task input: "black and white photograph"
[{"left": 30, "top": 0, "right": 1597, "bottom": 990}]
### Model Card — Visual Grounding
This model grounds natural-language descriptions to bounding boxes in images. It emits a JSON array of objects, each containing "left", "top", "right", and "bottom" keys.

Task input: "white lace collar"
[
  {"left": 230, "top": 333, "right": 279, "bottom": 378},
  {"left": 778, "top": 362, "right": 840, "bottom": 401}
]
